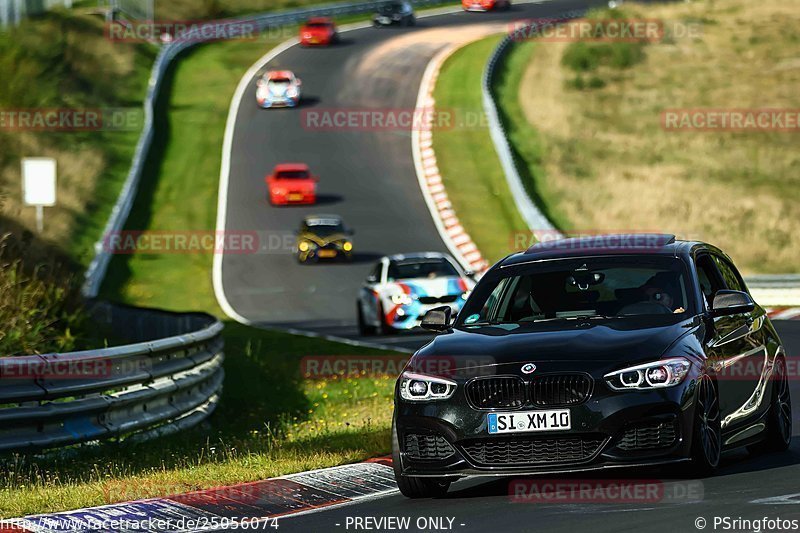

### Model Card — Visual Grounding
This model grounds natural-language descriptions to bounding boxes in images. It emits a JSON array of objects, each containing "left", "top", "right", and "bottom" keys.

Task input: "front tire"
[
  {"left": 749, "top": 356, "right": 792, "bottom": 454},
  {"left": 392, "top": 420, "right": 451, "bottom": 498},
  {"left": 357, "top": 303, "right": 377, "bottom": 336},
  {"left": 690, "top": 374, "right": 721, "bottom": 476}
]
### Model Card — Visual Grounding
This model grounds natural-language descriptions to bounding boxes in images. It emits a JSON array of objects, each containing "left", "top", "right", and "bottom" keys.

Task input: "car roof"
[
  {"left": 273, "top": 163, "right": 309, "bottom": 172},
  {"left": 266, "top": 70, "right": 294, "bottom": 80},
  {"left": 385, "top": 251, "right": 453, "bottom": 263},
  {"left": 499, "top": 233, "right": 698, "bottom": 267},
  {"left": 303, "top": 214, "right": 342, "bottom": 225}
]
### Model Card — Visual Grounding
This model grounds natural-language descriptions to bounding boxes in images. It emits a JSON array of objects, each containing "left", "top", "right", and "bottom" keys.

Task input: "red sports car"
[
  {"left": 299, "top": 17, "right": 339, "bottom": 46},
  {"left": 266, "top": 163, "right": 318, "bottom": 205},
  {"left": 462, "top": 0, "right": 510, "bottom": 11}
]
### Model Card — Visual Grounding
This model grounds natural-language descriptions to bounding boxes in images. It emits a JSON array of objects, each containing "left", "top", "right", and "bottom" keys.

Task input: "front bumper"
[
  {"left": 258, "top": 96, "right": 299, "bottom": 108},
  {"left": 298, "top": 245, "right": 352, "bottom": 262},
  {"left": 394, "top": 379, "right": 697, "bottom": 477},
  {"left": 271, "top": 191, "right": 315, "bottom": 205}
]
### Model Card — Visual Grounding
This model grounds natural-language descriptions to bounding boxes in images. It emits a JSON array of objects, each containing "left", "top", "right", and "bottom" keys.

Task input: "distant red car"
[
  {"left": 462, "top": 0, "right": 510, "bottom": 11},
  {"left": 266, "top": 163, "right": 318, "bottom": 205},
  {"left": 299, "top": 17, "right": 339, "bottom": 46}
]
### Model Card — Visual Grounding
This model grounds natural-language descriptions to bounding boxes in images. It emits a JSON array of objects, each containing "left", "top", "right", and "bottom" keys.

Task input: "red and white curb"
[
  {"left": 2, "top": 458, "right": 396, "bottom": 532},
  {"left": 767, "top": 308, "right": 800, "bottom": 321},
  {"left": 412, "top": 44, "right": 490, "bottom": 275}
]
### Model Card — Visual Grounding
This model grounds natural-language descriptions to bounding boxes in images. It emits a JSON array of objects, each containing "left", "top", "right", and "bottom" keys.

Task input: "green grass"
[{"left": 432, "top": 36, "right": 529, "bottom": 263}]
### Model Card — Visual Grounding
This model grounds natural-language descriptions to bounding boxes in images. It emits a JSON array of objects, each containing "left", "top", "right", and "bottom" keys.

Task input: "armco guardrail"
[
  {"left": 82, "top": 0, "right": 455, "bottom": 298},
  {"left": 480, "top": 14, "right": 588, "bottom": 238},
  {"left": 0, "top": 302, "right": 223, "bottom": 452}
]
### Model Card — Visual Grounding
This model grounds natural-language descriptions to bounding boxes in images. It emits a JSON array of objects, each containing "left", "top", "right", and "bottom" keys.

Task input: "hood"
[
  {"left": 302, "top": 231, "right": 349, "bottom": 246},
  {"left": 273, "top": 178, "right": 315, "bottom": 190},
  {"left": 302, "top": 26, "right": 330, "bottom": 35},
  {"left": 409, "top": 316, "right": 703, "bottom": 378},
  {"left": 391, "top": 276, "right": 468, "bottom": 298}
]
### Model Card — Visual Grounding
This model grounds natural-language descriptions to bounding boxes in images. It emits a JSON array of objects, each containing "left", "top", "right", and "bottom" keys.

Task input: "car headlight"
[
  {"left": 286, "top": 87, "right": 299, "bottom": 98},
  {"left": 298, "top": 241, "right": 313, "bottom": 252},
  {"left": 391, "top": 292, "right": 413, "bottom": 306},
  {"left": 399, "top": 372, "right": 456, "bottom": 401},
  {"left": 604, "top": 358, "right": 691, "bottom": 390},
  {"left": 342, "top": 241, "right": 353, "bottom": 252}
]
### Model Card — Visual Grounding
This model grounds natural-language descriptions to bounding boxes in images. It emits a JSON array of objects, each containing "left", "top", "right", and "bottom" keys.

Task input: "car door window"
[
  {"left": 367, "top": 263, "right": 382, "bottom": 284},
  {"left": 695, "top": 254, "right": 725, "bottom": 309},
  {"left": 711, "top": 255, "right": 746, "bottom": 292}
]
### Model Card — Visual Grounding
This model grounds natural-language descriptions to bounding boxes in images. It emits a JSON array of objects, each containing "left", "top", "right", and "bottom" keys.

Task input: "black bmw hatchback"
[{"left": 392, "top": 234, "right": 792, "bottom": 497}]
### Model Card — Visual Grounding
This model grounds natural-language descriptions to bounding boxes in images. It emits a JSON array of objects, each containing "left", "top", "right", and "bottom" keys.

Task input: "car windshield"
[
  {"left": 268, "top": 78, "right": 291, "bottom": 87},
  {"left": 458, "top": 256, "right": 691, "bottom": 325},
  {"left": 276, "top": 170, "right": 309, "bottom": 179},
  {"left": 378, "top": 4, "right": 402, "bottom": 14},
  {"left": 305, "top": 219, "right": 344, "bottom": 236},
  {"left": 306, "top": 22, "right": 331, "bottom": 28},
  {"left": 388, "top": 259, "right": 459, "bottom": 281}
]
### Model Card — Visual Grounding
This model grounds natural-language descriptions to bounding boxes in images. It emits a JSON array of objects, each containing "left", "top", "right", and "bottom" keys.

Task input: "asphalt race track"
[
  {"left": 247, "top": 322, "right": 800, "bottom": 533},
  {"left": 219, "top": 0, "right": 609, "bottom": 351}
]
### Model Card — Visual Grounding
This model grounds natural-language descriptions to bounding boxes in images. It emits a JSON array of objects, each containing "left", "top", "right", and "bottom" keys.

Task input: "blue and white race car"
[
  {"left": 256, "top": 70, "right": 302, "bottom": 108},
  {"left": 357, "top": 252, "right": 476, "bottom": 335}
]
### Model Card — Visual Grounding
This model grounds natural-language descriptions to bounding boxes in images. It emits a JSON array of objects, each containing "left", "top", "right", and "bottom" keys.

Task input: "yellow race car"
[{"left": 295, "top": 214, "right": 354, "bottom": 263}]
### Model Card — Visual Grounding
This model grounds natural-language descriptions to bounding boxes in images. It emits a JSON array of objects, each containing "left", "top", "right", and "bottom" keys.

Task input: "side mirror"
[
  {"left": 296, "top": 78, "right": 303, "bottom": 86},
  {"left": 711, "top": 290, "right": 755, "bottom": 317},
  {"left": 421, "top": 306, "right": 452, "bottom": 332},
  {"left": 366, "top": 274, "right": 378, "bottom": 283},
  {"left": 463, "top": 269, "right": 475, "bottom": 279}
]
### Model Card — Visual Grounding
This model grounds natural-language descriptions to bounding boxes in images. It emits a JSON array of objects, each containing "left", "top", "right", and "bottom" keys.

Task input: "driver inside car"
[{"left": 642, "top": 273, "right": 685, "bottom": 314}]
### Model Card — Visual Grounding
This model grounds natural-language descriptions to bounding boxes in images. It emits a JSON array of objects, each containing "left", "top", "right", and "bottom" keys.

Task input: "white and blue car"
[
  {"left": 357, "top": 252, "right": 475, "bottom": 335},
  {"left": 256, "top": 70, "right": 302, "bottom": 109}
]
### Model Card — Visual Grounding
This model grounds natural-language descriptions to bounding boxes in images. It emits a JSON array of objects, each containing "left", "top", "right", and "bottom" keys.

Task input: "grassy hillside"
[
  {"left": 507, "top": 0, "right": 800, "bottom": 272},
  {"left": 0, "top": 9, "right": 154, "bottom": 354}
]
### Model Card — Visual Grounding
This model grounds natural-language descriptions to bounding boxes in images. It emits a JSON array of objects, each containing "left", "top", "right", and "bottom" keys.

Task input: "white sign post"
[{"left": 21, "top": 158, "right": 57, "bottom": 233}]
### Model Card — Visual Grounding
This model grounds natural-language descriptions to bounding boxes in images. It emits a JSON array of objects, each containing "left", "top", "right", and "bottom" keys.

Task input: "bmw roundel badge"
[{"left": 521, "top": 363, "right": 536, "bottom": 374}]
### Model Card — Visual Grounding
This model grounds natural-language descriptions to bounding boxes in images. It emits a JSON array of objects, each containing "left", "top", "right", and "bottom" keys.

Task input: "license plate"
[
  {"left": 318, "top": 250, "right": 337, "bottom": 258},
  {"left": 488, "top": 409, "right": 571, "bottom": 434},
  {"left": 288, "top": 193, "right": 303, "bottom": 201},
  {"left": 379, "top": 16, "right": 390, "bottom": 23}
]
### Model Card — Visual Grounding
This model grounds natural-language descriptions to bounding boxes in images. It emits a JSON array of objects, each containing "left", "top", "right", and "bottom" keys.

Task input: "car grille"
[
  {"left": 404, "top": 434, "right": 455, "bottom": 460},
  {"left": 418, "top": 295, "right": 459, "bottom": 304},
  {"left": 466, "top": 377, "right": 526, "bottom": 409},
  {"left": 461, "top": 435, "right": 606, "bottom": 466},
  {"left": 466, "top": 375, "right": 593, "bottom": 409},
  {"left": 616, "top": 421, "right": 677, "bottom": 451},
  {"left": 530, "top": 374, "right": 593, "bottom": 407}
]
